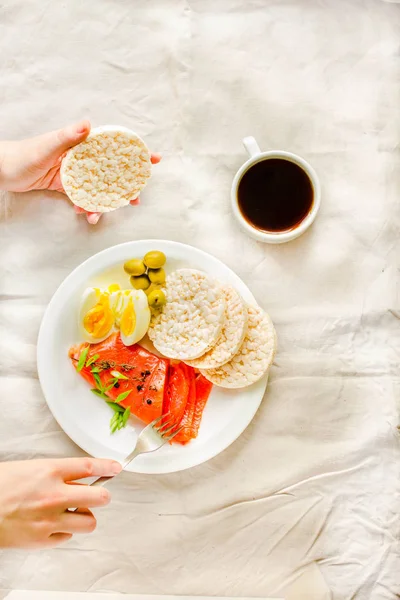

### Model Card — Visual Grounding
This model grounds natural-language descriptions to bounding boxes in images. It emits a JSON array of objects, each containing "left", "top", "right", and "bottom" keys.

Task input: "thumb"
[{"left": 36, "top": 120, "right": 91, "bottom": 161}]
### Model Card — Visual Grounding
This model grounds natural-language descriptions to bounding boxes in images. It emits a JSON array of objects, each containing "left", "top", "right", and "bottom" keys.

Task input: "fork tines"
[{"left": 152, "top": 414, "right": 183, "bottom": 441}]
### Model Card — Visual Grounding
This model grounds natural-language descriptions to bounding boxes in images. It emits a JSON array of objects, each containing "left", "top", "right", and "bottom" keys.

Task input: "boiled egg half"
[
  {"left": 118, "top": 290, "right": 150, "bottom": 346},
  {"left": 79, "top": 285, "right": 150, "bottom": 346},
  {"left": 79, "top": 288, "right": 115, "bottom": 343}
]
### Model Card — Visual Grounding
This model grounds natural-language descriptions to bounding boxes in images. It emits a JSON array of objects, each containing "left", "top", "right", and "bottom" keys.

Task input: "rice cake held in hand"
[
  {"left": 185, "top": 286, "right": 248, "bottom": 369},
  {"left": 148, "top": 269, "right": 226, "bottom": 361},
  {"left": 201, "top": 304, "right": 276, "bottom": 388},
  {"left": 61, "top": 126, "right": 151, "bottom": 213}
]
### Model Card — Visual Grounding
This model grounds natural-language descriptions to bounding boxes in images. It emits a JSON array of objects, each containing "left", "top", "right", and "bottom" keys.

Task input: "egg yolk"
[
  {"left": 83, "top": 294, "right": 115, "bottom": 338},
  {"left": 108, "top": 283, "right": 121, "bottom": 293},
  {"left": 120, "top": 299, "right": 136, "bottom": 336}
]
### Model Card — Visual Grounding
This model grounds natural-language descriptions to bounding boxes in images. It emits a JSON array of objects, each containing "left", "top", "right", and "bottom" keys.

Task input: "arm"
[{"left": 0, "top": 121, "right": 161, "bottom": 224}]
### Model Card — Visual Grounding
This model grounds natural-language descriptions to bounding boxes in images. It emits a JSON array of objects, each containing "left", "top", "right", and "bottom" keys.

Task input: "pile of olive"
[{"left": 124, "top": 251, "right": 167, "bottom": 308}]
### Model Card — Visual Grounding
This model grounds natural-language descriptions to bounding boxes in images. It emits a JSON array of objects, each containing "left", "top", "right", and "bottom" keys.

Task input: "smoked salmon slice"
[
  {"left": 163, "top": 362, "right": 190, "bottom": 426},
  {"left": 69, "top": 333, "right": 168, "bottom": 425},
  {"left": 191, "top": 373, "right": 213, "bottom": 438},
  {"left": 172, "top": 370, "right": 213, "bottom": 444},
  {"left": 173, "top": 364, "right": 197, "bottom": 444},
  {"left": 70, "top": 333, "right": 213, "bottom": 443}
]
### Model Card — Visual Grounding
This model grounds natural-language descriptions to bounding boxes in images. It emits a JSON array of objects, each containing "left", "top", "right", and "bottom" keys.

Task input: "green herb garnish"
[
  {"left": 115, "top": 390, "right": 132, "bottom": 403},
  {"left": 105, "top": 380, "right": 118, "bottom": 392},
  {"left": 86, "top": 353, "right": 99, "bottom": 367},
  {"left": 110, "top": 370, "right": 129, "bottom": 380},
  {"left": 91, "top": 388, "right": 107, "bottom": 400},
  {"left": 106, "top": 402, "right": 125, "bottom": 414},
  {"left": 110, "top": 413, "right": 120, "bottom": 434},
  {"left": 122, "top": 407, "right": 131, "bottom": 426},
  {"left": 93, "top": 373, "right": 103, "bottom": 392},
  {"left": 77, "top": 346, "right": 89, "bottom": 372},
  {"left": 110, "top": 410, "right": 131, "bottom": 434},
  {"left": 88, "top": 367, "right": 132, "bottom": 434}
]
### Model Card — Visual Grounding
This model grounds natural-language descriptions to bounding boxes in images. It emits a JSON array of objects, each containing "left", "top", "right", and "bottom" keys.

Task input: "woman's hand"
[
  {"left": 0, "top": 457, "right": 121, "bottom": 549},
  {"left": 0, "top": 121, "right": 161, "bottom": 224}
]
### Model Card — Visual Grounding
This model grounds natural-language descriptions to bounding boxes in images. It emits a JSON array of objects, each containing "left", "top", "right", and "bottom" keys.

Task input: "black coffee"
[{"left": 238, "top": 158, "right": 314, "bottom": 232}]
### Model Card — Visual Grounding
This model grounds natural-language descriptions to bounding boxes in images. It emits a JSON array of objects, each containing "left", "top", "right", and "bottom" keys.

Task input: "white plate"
[{"left": 37, "top": 240, "right": 268, "bottom": 474}]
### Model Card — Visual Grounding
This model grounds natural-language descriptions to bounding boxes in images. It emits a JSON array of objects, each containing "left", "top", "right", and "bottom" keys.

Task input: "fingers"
[
  {"left": 86, "top": 212, "right": 101, "bottom": 225},
  {"left": 54, "top": 457, "right": 122, "bottom": 481},
  {"left": 55, "top": 120, "right": 91, "bottom": 153},
  {"left": 49, "top": 171, "right": 65, "bottom": 194},
  {"left": 150, "top": 153, "right": 162, "bottom": 164},
  {"left": 58, "top": 510, "right": 97, "bottom": 535},
  {"left": 37, "top": 120, "right": 91, "bottom": 161},
  {"left": 64, "top": 484, "right": 111, "bottom": 509},
  {"left": 46, "top": 533, "right": 73, "bottom": 548},
  {"left": 73, "top": 206, "right": 102, "bottom": 223},
  {"left": 43, "top": 511, "right": 97, "bottom": 547}
]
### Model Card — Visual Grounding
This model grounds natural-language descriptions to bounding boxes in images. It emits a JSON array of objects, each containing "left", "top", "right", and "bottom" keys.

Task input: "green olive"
[
  {"left": 148, "top": 267, "right": 166, "bottom": 285},
  {"left": 145, "top": 283, "right": 161, "bottom": 296},
  {"left": 124, "top": 259, "right": 146, "bottom": 276},
  {"left": 130, "top": 274, "right": 150, "bottom": 290},
  {"left": 143, "top": 250, "right": 166, "bottom": 270},
  {"left": 147, "top": 289, "right": 166, "bottom": 308}
]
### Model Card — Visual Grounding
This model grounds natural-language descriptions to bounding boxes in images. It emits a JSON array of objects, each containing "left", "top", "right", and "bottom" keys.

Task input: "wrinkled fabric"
[{"left": 0, "top": 0, "right": 399, "bottom": 599}]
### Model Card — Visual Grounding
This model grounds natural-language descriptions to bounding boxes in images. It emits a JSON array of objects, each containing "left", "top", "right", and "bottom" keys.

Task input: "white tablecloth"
[{"left": 0, "top": 1, "right": 399, "bottom": 598}]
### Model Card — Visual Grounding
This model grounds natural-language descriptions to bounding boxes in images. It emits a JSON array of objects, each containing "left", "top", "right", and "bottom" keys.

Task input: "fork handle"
[
  {"left": 88, "top": 475, "right": 115, "bottom": 488},
  {"left": 90, "top": 446, "right": 143, "bottom": 487},
  {"left": 70, "top": 448, "right": 142, "bottom": 512}
]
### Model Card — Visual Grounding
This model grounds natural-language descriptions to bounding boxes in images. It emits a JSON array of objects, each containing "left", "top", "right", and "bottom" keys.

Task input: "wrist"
[{"left": 0, "top": 140, "right": 27, "bottom": 192}]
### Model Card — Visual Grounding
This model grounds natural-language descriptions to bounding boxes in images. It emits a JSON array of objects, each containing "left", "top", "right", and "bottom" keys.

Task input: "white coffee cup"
[{"left": 231, "top": 137, "right": 321, "bottom": 244}]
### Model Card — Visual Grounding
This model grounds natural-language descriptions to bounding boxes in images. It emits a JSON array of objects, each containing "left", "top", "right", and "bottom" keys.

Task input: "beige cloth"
[
  {"left": 5, "top": 595, "right": 280, "bottom": 600},
  {"left": 0, "top": 0, "right": 399, "bottom": 598},
  {"left": 5, "top": 563, "right": 331, "bottom": 599},
  {"left": 5, "top": 562, "right": 330, "bottom": 599}
]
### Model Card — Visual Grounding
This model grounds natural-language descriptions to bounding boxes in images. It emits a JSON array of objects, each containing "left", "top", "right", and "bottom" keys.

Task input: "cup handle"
[{"left": 243, "top": 136, "right": 261, "bottom": 158}]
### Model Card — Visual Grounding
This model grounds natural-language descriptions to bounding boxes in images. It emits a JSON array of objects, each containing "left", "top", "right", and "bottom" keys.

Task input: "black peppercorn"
[{"left": 146, "top": 399, "right": 152, "bottom": 405}]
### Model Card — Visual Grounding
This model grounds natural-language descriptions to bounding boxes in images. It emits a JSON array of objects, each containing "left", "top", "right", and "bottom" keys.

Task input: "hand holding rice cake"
[{"left": 61, "top": 126, "right": 152, "bottom": 213}]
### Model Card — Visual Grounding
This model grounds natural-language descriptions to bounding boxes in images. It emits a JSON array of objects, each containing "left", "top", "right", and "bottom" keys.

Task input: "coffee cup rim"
[{"left": 231, "top": 147, "right": 321, "bottom": 244}]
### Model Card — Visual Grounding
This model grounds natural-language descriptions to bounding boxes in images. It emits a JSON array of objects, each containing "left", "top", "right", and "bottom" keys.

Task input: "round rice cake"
[
  {"left": 60, "top": 125, "right": 151, "bottom": 213},
  {"left": 200, "top": 304, "right": 276, "bottom": 388},
  {"left": 148, "top": 269, "right": 225, "bottom": 361},
  {"left": 185, "top": 286, "right": 248, "bottom": 370}
]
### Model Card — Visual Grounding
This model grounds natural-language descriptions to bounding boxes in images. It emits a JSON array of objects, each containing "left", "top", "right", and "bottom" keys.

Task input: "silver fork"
[{"left": 92, "top": 415, "right": 182, "bottom": 487}]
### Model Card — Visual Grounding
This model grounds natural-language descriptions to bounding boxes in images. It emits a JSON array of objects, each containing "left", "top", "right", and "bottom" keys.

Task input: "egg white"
[{"left": 119, "top": 290, "right": 151, "bottom": 346}]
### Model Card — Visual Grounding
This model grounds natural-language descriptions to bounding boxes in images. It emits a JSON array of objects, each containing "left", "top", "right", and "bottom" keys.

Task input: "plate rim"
[{"left": 37, "top": 240, "right": 268, "bottom": 474}]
